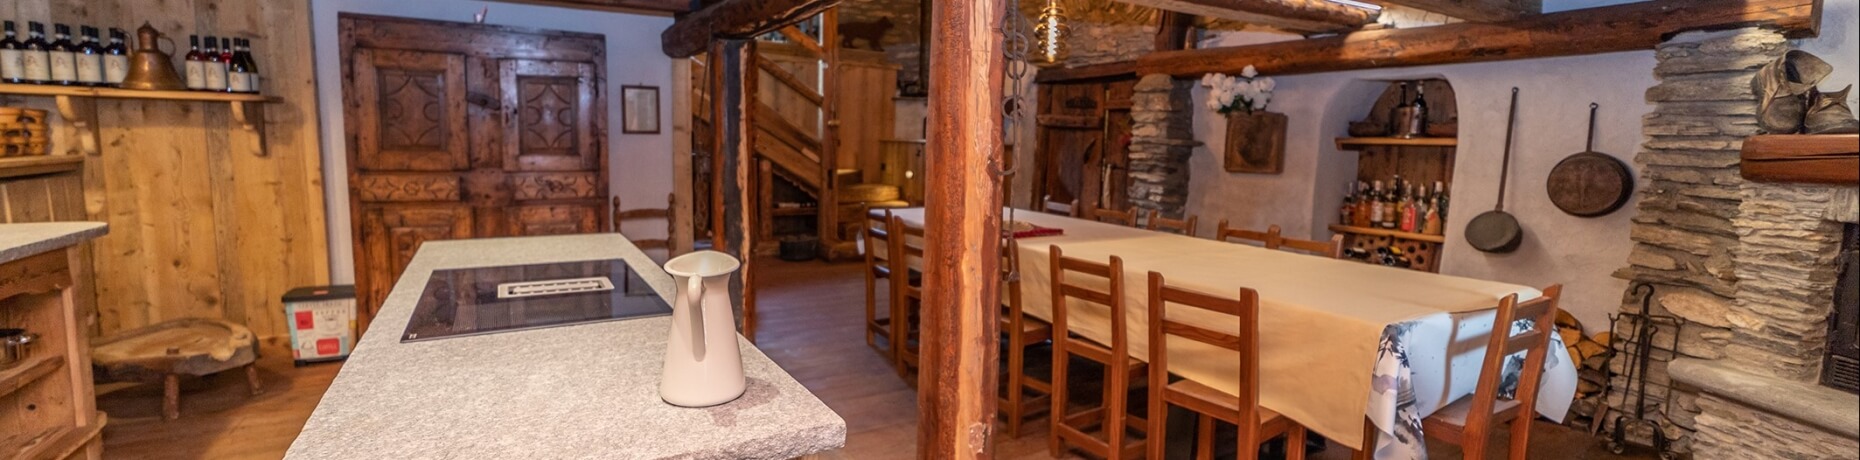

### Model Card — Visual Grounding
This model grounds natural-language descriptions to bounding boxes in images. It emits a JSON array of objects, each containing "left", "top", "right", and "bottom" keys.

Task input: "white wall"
[
  {"left": 1185, "top": 0, "right": 1860, "bottom": 332},
  {"left": 309, "top": 0, "right": 676, "bottom": 284}
]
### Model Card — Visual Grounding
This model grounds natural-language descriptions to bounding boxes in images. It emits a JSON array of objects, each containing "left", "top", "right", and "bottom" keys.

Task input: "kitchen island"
[{"left": 284, "top": 234, "right": 845, "bottom": 459}]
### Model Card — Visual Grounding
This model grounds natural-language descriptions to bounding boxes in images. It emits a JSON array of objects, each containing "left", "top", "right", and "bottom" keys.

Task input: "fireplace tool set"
[{"left": 1595, "top": 283, "right": 1687, "bottom": 460}]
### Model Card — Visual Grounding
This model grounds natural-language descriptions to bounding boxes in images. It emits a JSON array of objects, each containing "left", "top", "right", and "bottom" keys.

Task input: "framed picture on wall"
[{"left": 621, "top": 85, "right": 661, "bottom": 134}]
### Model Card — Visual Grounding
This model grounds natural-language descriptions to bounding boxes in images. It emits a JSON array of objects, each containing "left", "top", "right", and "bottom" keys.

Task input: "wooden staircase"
[{"left": 746, "top": 12, "right": 859, "bottom": 258}]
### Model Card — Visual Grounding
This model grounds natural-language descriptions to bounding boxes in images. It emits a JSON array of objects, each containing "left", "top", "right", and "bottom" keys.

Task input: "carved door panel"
[{"left": 342, "top": 15, "right": 607, "bottom": 331}]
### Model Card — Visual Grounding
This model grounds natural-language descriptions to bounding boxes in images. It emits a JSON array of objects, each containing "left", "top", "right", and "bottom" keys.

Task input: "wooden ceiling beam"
[
  {"left": 660, "top": 0, "right": 838, "bottom": 57},
  {"left": 1130, "top": 0, "right": 1821, "bottom": 78},
  {"left": 1110, "top": 0, "right": 1378, "bottom": 33},
  {"left": 1365, "top": 0, "right": 1538, "bottom": 22},
  {"left": 485, "top": 0, "right": 692, "bottom": 14}
]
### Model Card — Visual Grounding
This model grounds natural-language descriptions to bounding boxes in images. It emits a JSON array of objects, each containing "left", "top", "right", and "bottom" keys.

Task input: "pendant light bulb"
[{"left": 1033, "top": 0, "right": 1067, "bottom": 66}]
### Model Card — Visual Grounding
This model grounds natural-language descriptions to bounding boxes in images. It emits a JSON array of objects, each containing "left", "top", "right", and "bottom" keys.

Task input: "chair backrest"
[
  {"left": 863, "top": 208, "right": 893, "bottom": 266},
  {"left": 1000, "top": 237, "right": 1025, "bottom": 321},
  {"left": 891, "top": 215, "right": 927, "bottom": 299},
  {"left": 1146, "top": 210, "right": 1199, "bottom": 237},
  {"left": 1147, "top": 271, "right": 1262, "bottom": 424},
  {"left": 1463, "top": 284, "right": 1564, "bottom": 432},
  {"left": 1088, "top": 206, "right": 1138, "bottom": 227},
  {"left": 1043, "top": 196, "right": 1079, "bottom": 217},
  {"left": 614, "top": 194, "right": 675, "bottom": 252},
  {"left": 1214, "top": 220, "right": 1276, "bottom": 247},
  {"left": 1050, "top": 245, "right": 1127, "bottom": 352}
]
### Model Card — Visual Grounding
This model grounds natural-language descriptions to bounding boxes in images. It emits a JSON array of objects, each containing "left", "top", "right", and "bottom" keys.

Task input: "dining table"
[{"left": 882, "top": 207, "right": 1576, "bottom": 460}]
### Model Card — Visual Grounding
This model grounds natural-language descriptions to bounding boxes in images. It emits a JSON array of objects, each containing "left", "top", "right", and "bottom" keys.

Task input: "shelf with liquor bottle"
[
  {"left": 3, "top": 21, "right": 277, "bottom": 154},
  {"left": 1331, "top": 79, "right": 1458, "bottom": 273}
]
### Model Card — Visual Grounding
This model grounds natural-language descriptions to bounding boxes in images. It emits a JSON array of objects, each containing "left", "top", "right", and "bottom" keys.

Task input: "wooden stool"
[{"left": 92, "top": 318, "right": 262, "bottom": 421}]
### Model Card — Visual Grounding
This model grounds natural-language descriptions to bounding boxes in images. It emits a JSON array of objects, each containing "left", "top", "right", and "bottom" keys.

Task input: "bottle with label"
[
  {"left": 48, "top": 24, "right": 77, "bottom": 86},
  {"left": 228, "top": 38, "right": 254, "bottom": 93},
  {"left": 1399, "top": 184, "right": 1418, "bottom": 233},
  {"left": 104, "top": 28, "right": 128, "bottom": 86},
  {"left": 203, "top": 36, "right": 227, "bottom": 91},
  {"left": 1, "top": 21, "right": 24, "bottom": 84},
  {"left": 1390, "top": 82, "right": 1411, "bottom": 135},
  {"left": 21, "top": 22, "right": 50, "bottom": 84},
  {"left": 184, "top": 35, "right": 205, "bottom": 90},
  {"left": 1339, "top": 181, "right": 1355, "bottom": 227},
  {"left": 241, "top": 38, "right": 260, "bottom": 92},
  {"left": 1352, "top": 181, "right": 1371, "bottom": 227},
  {"left": 75, "top": 26, "right": 103, "bottom": 86},
  {"left": 1422, "top": 193, "right": 1443, "bottom": 235},
  {"left": 1433, "top": 181, "right": 1448, "bottom": 221},
  {"left": 1368, "top": 180, "right": 1385, "bottom": 228},
  {"left": 1407, "top": 82, "right": 1429, "bottom": 137}
]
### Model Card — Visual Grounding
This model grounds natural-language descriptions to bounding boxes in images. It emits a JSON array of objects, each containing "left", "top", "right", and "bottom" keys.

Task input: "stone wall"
[
  {"left": 1127, "top": 74, "right": 1198, "bottom": 217},
  {"left": 1693, "top": 393, "right": 1860, "bottom": 459},
  {"left": 1607, "top": 27, "right": 1788, "bottom": 453}
]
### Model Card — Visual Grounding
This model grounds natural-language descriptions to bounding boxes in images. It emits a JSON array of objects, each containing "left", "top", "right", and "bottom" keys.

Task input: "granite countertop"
[
  {"left": 0, "top": 222, "right": 108, "bottom": 264},
  {"left": 284, "top": 234, "right": 845, "bottom": 459}
]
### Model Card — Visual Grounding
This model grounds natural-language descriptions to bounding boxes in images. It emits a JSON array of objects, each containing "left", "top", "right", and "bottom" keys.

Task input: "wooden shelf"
[
  {"left": 0, "top": 83, "right": 273, "bottom": 103},
  {"left": 0, "top": 355, "right": 64, "bottom": 399},
  {"left": 1335, "top": 137, "right": 1458, "bottom": 150},
  {"left": 1740, "top": 134, "right": 1859, "bottom": 185},
  {"left": 8, "top": 412, "right": 106, "bottom": 460},
  {"left": 0, "top": 155, "right": 83, "bottom": 179},
  {"left": 1329, "top": 224, "right": 1447, "bottom": 243}
]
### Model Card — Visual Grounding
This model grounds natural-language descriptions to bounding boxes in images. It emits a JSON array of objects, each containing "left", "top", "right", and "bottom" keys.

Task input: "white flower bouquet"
[{"left": 1201, "top": 65, "right": 1276, "bottom": 115}]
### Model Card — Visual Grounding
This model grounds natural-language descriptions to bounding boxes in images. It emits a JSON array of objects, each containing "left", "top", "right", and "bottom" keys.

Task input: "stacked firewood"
[{"left": 1554, "top": 312, "right": 1615, "bottom": 428}]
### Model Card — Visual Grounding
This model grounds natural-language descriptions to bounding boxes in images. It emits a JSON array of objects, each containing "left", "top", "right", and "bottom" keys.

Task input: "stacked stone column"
[{"left": 1126, "top": 74, "right": 1199, "bottom": 218}]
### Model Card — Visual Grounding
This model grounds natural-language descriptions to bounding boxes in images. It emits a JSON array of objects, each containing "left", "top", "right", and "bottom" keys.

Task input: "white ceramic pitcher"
[{"left": 659, "top": 250, "right": 746, "bottom": 407}]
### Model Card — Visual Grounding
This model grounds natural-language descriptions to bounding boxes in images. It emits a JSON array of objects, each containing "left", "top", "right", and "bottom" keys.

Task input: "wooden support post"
[
  {"left": 918, "top": 0, "right": 1006, "bottom": 456},
  {"left": 1154, "top": 12, "right": 1197, "bottom": 52},
  {"left": 713, "top": 39, "right": 757, "bottom": 338}
]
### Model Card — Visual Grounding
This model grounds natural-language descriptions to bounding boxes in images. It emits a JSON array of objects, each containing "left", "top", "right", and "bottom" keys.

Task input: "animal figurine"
[{"left": 839, "top": 17, "right": 893, "bottom": 51}]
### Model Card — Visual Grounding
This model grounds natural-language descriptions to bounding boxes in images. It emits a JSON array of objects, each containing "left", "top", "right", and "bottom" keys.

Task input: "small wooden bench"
[{"left": 91, "top": 318, "right": 262, "bottom": 420}]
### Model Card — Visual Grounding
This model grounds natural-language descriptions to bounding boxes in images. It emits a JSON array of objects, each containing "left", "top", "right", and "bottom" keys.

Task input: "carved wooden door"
[{"left": 342, "top": 15, "right": 607, "bottom": 329}]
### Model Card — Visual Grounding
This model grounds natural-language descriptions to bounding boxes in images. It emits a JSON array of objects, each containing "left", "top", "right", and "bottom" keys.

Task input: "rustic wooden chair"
[
  {"left": 1145, "top": 272, "right": 1307, "bottom": 460},
  {"left": 1215, "top": 220, "right": 1277, "bottom": 247},
  {"left": 862, "top": 209, "right": 899, "bottom": 361},
  {"left": 1049, "top": 245, "right": 1149, "bottom": 459},
  {"left": 1146, "top": 210, "right": 1199, "bottom": 237},
  {"left": 891, "top": 214, "right": 928, "bottom": 379},
  {"left": 999, "top": 238, "right": 1053, "bottom": 438},
  {"left": 1043, "top": 195, "right": 1080, "bottom": 217},
  {"left": 1420, "top": 285, "right": 1564, "bottom": 460},
  {"left": 1088, "top": 206, "right": 1139, "bottom": 227},
  {"left": 613, "top": 194, "right": 675, "bottom": 254}
]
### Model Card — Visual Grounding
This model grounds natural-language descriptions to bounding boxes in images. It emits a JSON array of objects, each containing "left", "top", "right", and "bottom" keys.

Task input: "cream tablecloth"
[{"left": 884, "top": 208, "right": 1575, "bottom": 456}]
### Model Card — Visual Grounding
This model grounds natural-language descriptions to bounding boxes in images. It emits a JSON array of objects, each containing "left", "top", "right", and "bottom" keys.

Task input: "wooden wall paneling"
[
  {"left": 671, "top": 59, "right": 695, "bottom": 253},
  {"left": 837, "top": 49, "right": 900, "bottom": 184}
]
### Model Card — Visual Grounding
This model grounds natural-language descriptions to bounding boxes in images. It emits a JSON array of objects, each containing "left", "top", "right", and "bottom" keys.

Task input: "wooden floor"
[{"left": 97, "top": 258, "right": 1650, "bottom": 459}]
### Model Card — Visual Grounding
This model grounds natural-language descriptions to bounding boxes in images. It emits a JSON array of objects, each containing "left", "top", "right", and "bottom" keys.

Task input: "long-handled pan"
[
  {"left": 1547, "top": 103, "right": 1634, "bottom": 217},
  {"left": 1467, "top": 88, "right": 1524, "bottom": 253}
]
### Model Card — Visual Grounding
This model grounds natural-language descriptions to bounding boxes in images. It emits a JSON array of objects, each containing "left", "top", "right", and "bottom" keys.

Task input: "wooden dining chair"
[
  {"left": 862, "top": 209, "right": 899, "bottom": 361},
  {"left": 613, "top": 194, "right": 676, "bottom": 254},
  {"left": 891, "top": 215, "right": 928, "bottom": 379},
  {"left": 1146, "top": 271, "right": 1308, "bottom": 460},
  {"left": 1088, "top": 206, "right": 1139, "bottom": 227},
  {"left": 999, "top": 238, "right": 1053, "bottom": 438},
  {"left": 1146, "top": 210, "right": 1199, "bottom": 237},
  {"left": 1049, "top": 245, "right": 1149, "bottom": 459},
  {"left": 1043, "top": 195, "right": 1080, "bottom": 217},
  {"left": 1420, "top": 285, "right": 1564, "bottom": 460},
  {"left": 1215, "top": 220, "right": 1276, "bottom": 247}
]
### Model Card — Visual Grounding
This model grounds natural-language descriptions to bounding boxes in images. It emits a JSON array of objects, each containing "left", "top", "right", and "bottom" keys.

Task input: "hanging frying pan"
[
  {"left": 1546, "top": 103, "right": 1634, "bottom": 217},
  {"left": 1467, "top": 88, "right": 1524, "bottom": 253}
]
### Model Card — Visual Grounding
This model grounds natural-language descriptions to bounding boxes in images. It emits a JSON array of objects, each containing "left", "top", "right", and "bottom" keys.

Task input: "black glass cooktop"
[{"left": 402, "top": 259, "right": 672, "bottom": 342}]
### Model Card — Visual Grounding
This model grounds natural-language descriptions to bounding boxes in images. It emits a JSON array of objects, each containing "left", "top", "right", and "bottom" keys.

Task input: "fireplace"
[{"left": 1826, "top": 224, "right": 1860, "bottom": 394}]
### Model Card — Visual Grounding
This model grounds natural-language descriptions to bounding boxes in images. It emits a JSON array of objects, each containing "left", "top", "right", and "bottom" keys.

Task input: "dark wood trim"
[
  {"left": 482, "top": 0, "right": 691, "bottom": 14},
  {"left": 1123, "top": 0, "right": 1820, "bottom": 78},
  {"left": 1154, "top": 12, "right": 1197, "bottom": 52},
  {"left": 1034, "top": 61, "right": 1139, "bottom": 83},
  {"left": 1364, "top": 0, "right": 1539, "bottom": 22},
  {"left": 917, "top": 0, "right": 1005, "bottom": 455},
  {"left": 660, "top": 0, "right": 840, "bottom": 57},
  {"left": 1108, "top": 0, "right": 1376, "bottom": 33},
  {"left": 1740, "top": 134, "right": 1859, "bottom": 185}
]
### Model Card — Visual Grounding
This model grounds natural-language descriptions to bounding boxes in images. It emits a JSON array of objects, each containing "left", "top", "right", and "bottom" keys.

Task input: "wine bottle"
[
  {"left": 48, "top": 24, "right": 77, "bottom": 86},
  {"left": 1407, "top": 82, "right": 1429, "bottom": 137},
  {"left": 203, "top": 36, "right": 227, "bottom": 91},
  {"left": 184, "top": 35, "right": 205, "bottom": 90},
  {"left": 228, "top": 38, "right": 253, "bottom": 93},
  {"left": 104, "top": 28, "right": 128, "bottom": 86},
  {"left": 1399, "top": 184, "right": 1418, "bottom": 233},
  {"left": 1433, "top": 181, "right": 1449, "bottom": 220},
  {"left": 244, "top": 39, "right": 261, "bottom": 92},
  {"left": 1390, "top": 82, "right": 1410, "bottom": 135},
  {"left": 20, "top": 22, "right": 50, "bottom": 84},
  {"left": 1339, "top": 181, "right": 1356, "bottom": 226},
  {"left": 0, "top": 21, "right": 24, "bottom": 84},
  {"left": 75, "top": 26, "right": 103, "bottom": 86},
  {"left": 1368, "top": 181, "right": 1385, "bottom": 228}
]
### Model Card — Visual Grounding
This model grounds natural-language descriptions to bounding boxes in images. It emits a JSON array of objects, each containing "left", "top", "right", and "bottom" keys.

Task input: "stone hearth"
[
  {"left": 1612, "top": 27, "right": 1860, "bottom": 460},
  {"left": 1127, "top": 74, "right": 1199, "bottom": 218}
]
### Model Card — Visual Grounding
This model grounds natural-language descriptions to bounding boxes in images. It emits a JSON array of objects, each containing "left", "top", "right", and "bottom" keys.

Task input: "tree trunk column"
[{"left": 918, "top": 0, "right": 1006, "bottom": 457}]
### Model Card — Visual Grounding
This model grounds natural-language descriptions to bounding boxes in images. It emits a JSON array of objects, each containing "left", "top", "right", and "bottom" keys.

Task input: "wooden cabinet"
[{"left": 1, "top": 235, "right": 106, "bottom": 460}]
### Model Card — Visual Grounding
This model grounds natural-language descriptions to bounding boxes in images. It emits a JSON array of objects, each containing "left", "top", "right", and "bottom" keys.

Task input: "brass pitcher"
[{"left": 121, "top": 22, "right": 185, "bottom": 91}]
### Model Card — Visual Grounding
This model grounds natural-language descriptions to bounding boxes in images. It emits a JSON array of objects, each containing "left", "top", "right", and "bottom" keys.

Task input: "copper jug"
[{"left": 120, "top": 22, "right": 185, "bottom": 91}]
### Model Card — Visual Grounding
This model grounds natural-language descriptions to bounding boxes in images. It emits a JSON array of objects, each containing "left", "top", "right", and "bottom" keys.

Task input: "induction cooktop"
[{"left": 401, "top": 259, "right": 672, "bottom": 342}]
